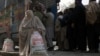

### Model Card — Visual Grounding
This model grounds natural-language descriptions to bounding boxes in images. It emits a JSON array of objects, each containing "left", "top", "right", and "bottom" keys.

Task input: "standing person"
[
  {"left": 45, "top": 8, "right": 54, "bottom": 51},
  {"left": 86, "top": 0, "right": 100, "bottom": 53},
  {"left": 55, "top": 12, "right": 69, "bottom": 51},
  {"left": 55, "top": 12, "right": 62, "bottom": 50},
  {"left": 60, "top": 9, "right": 71, "bottom": 51},
  {"left": 33, "top": 2, "right": 46, "bottom": 26},
  {"left": 33, "top": 6, "right": 44, "bottom": 22},
  {"left": 19, "top": 10, "right": 46, "bottom": 56},
  {"left": 73, "top": 0, "right": 86, "bottom": 51},
  {"left": 65, "top": 8, "right": 76, "bottom": 51},
  {"left": 58, "top": 8, "right": 75, "bottom": 51}
]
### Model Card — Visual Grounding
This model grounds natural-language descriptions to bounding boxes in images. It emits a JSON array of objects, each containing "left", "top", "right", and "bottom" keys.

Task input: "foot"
[{"left": 47, "top": 47, "right": 54, "bottom": 51}]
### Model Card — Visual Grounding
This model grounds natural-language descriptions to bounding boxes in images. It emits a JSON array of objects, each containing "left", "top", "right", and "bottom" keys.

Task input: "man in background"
[{"left": 86, "top": 0, "right": 100, "bottom": 53}]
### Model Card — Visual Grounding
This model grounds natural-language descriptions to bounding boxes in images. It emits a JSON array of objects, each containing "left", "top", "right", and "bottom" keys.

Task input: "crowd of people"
[
  {"left": 19, "top": 1, "right": 55, "bottom": 56},
  {"left": 18, "top": 0, "right": 100, "bottom": 56},
  {"left": 55, "top": 0, "right": 100, "bottom": 53}
]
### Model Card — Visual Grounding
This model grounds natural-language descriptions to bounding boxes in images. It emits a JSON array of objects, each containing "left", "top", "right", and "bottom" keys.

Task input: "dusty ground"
[{"left": 0, "top": 51, "right": 100, "bottom": 56}]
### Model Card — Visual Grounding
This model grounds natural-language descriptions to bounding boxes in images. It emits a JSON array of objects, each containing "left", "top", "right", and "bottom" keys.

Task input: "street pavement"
[
  {"left": 48, "top": 51, "right": 100, "bottom": 56},
  {"left": 0, "top": 43, "right": 100, "bottom": 56},
  {"left": 0, "top": 42, "right": 100, "bottom": 56},
  {"left": 0, "top": 51, "right": 100, "bottom": 56}
]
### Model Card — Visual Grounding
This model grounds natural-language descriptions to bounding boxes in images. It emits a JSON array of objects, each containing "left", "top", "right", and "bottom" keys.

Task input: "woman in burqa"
[{"left": 19, "top": 10, "right": 46, "bottom": 56}]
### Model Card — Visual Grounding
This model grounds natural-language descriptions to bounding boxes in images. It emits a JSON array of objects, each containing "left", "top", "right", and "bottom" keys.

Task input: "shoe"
[{"left": 47, "top": 47, "right": 54, "bottom": 51}]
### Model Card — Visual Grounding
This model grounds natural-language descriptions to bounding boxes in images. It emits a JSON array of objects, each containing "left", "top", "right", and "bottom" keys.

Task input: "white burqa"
[{"left": 19, "top": 10, "right": 47, "bottom": 56}]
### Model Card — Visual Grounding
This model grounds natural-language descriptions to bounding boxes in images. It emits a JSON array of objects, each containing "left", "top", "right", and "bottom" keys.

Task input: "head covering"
[
  {"left": 19, "top": 10, "right": 45, "bottom": 32},
  {"left": 19, "top": 10, "right": 35, "bottom": 31},
  {"left": 25, "top": 10, "right": 46, "bottom": 31},
  {"left": 25, "top": 10, "right": 34, "bottom": 18}
]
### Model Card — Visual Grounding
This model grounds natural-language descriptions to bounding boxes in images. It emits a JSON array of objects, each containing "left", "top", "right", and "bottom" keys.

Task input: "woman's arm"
[{"left": 35, "top": 16, "right": 46, "bottom": 34}]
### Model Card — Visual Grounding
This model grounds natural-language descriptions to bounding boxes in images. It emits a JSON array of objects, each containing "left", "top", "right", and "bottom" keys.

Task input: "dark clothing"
[
  {"left": 87, "top": 24, "right": 99, "bottom": 51},
  {"left": 59, "top": 11, "right": 76, "bottom": 50},
  {"left": 86, "top": 2, "right": 100, "bottom": 52},
  {"left": 94, "top": 23, "right": 100, "bottom": 35},
  {"left": 67, "top": 24, "right": 76, "bottom": 50},
  {"left": 56, "top": 0, "right": 60, "bottom": 3},
  {"left": 64, "top": 11, "right": 76, "bottom": 50},
  {"left": 96, "top": 10, "right": 100, "bottom": 35},
  {"left": 59, "top": 3, "right": 86, "bottom": 51},
  {"left": 72, "top": 3, "right": 86, "bottom": 51}
]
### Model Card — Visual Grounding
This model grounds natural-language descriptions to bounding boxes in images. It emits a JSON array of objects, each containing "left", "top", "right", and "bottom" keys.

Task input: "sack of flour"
[
  {"left": 2, "top": 38, "right": 14, "bottom": 52},
  {"left": 29, "top": 31, "right": 49, "bottom": 56}
]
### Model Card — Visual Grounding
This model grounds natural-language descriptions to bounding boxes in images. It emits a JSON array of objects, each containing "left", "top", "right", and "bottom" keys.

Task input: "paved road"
[
  {"left": 48, "top": 51, "right": 100, "bottom": 56},
  {"left": 0, "top": 51, "right": 100, "bottom": 56}
]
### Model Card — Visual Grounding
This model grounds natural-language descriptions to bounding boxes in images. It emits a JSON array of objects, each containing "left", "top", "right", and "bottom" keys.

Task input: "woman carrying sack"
[{"left": 19, "top": 10, "right": 48, "bottom": 56}]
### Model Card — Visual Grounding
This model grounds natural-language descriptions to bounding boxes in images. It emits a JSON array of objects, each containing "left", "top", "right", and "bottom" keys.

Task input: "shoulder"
[
  {"left": 34, "top": 16, "right": 39, "bottom": 19},
  {"left": 34, "top": 16, "right": 41, "bottom": 22},
  {"left": 47, "top": 12, "right": 54, "bottom": 16},
  {"left": 89, "top": 1, "right": 97, "bottom": 7}
]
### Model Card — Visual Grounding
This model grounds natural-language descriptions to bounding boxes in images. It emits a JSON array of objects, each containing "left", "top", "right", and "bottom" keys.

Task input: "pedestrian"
[
  {"left": 33, "top": 6, "right": 44, "bottom": 22},
  {"left": 55, "top": 12, "right": 62, "bottom": 50},
  {"left": 55, "top": 12, "right": 69, "bottom": 51},
  {"left": 45, "top": 8, "right": 55, "bottom": 51},
  {"left": 33, "top": 2, "right": 46, "bottom": 26},
  {"left": 86, "top": 0, "right": 100, "bottom": 53},
  {"left": 72, "top": 0, "right": 87, "bottom": 52},
  {"left": 19, "top": 10, "right": 46, "bottom": 56},
  {"left": 64, "top": 8, "right": 76, "bottom": 51}
]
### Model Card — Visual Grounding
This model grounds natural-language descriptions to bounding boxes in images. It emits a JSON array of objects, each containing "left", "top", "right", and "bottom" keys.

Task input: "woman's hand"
[{"left": 30, "top": 28, "right": 34, "bottom": 34}]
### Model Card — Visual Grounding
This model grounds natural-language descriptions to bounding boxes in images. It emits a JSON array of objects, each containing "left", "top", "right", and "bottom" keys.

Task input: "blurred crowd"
[
  {"left": 55, "top": 0, "right": 100, "bottom": 53},
  {"left": 0, "top": 0, "right": 100, "bottom": 54}
]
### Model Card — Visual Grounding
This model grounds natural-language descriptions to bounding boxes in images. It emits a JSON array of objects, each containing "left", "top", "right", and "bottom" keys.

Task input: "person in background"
[
  {"left": 72, "top": 0, "right": 86, "bottom": 52},
  {"left": 58, "top": 8, "right": 77, "bottom": 51},
  {"left": 63, "top": 8, "right": 75, "bottom": 51},
  {"left": 33, "top": 6, "right": 44, "bottom": 22},
  {"left": 86, "top": 0, "right": 100, "bottom": 53},
  {"left": 55, "top": 12, "right": 62, "bottom": 50},
  {"left": 45, "top": 8, "right": 55, "bottom": 51},
  {"left": 59, "top": 10, "right": 69, "bottom": 51},
  {"left": 19, "top": 10, "right": 46, "bottom": 56},
  {"left": 33, "top": 1, "right": 46, "bottom": 26}
]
